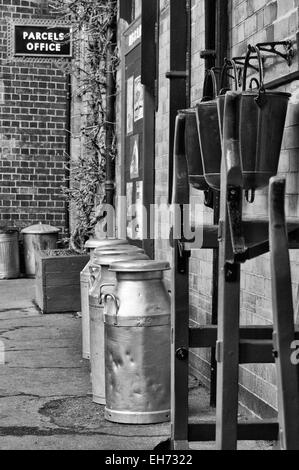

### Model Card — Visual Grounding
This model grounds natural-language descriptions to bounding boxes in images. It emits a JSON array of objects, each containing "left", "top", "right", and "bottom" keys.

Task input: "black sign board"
[{"left": 14, "top": 25, "right": 72, "bottom": 58}]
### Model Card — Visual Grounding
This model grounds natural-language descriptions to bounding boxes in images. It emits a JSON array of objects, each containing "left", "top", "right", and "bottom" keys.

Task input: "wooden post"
[
  {"left": 269, "top": 177, "right": 299, "bottom": 450},
  {"left": 216, "top": 92, "right": 243, "bottom": 450}
]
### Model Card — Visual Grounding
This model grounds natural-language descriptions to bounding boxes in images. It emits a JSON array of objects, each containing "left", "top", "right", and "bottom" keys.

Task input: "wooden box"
[{"left": 35, "top": 249, "right": 89, "bottom": 314}]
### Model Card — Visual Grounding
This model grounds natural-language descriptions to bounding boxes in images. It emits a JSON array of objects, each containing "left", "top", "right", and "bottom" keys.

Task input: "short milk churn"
[
  {"left": 89, "top": 247, "right": 148, "bottom": 405},
  {"left": 81, "top": 238, "right": 129, "bottom": 359},
  {"left": 104, "top": 260, "right": 171, "bottom": 424}
]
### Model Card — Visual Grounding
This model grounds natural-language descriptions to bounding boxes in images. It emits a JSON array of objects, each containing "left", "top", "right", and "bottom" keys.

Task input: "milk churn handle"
[
  {"left": 89, "top": 265, "right": 99, "bottom": 286},
  {"left": 98, "top": 283, "right": 115, "bottom": 306},
  {"left": 243, "top": 45, "right": 264, "bottom": 90},
  {"left": 103, "top": 293, "right": 120, "bottom": 316},
  {"left": 219, "top": 58, "right": 239, "bottom": 94},
  {"left": 201, "top": 67, "right": 218, "bottom": 102},
  {"left": 243, "top": 45, "right": 266, "bottom": 108}
]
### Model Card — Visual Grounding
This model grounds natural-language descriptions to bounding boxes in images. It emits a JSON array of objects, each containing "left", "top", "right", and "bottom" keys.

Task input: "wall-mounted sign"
[
  {"left": 134, "top": 75, "right": 143, "bottom": 122},
  {"left": 130, "top": 135, "right": 139, "bottom": 179},
  {"left": 13, "top": 25, "right": 72, "bottom": 58},
  {"left": 126, "top": 76, "right": 134, "bottom": 134}
]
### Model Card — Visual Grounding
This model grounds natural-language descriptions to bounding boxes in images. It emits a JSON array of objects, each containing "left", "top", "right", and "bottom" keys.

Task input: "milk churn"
[
  {"left": 195, "top": 69, "right": 222, "bottom": 190},
  {"left": 21, "top": 223, "right": 60, "bottom": 277},
  {"left": 81, "top": 238, "right": 128, "bottom": 359},
  {"left": 89, "top": 247, "right": 148, "bottom": 404},
  {"left": 0, "top": 227, "right": 20, "bottom": 279},
  {"left": 238, "top": 46, "right": 290, "bottom": 194},
  {"left": 104, "top": 260, "right": 171, "bottom": 424}
]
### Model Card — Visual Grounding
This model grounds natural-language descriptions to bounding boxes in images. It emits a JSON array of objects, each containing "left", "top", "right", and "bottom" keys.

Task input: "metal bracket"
[
  {"left": 227, "top": 186, "right": 246, "bottom": 256},
  {"left": 224, "top": 263, "right": 239, "bottom": 283},
  {"left": 200, "top": 49, "right": 217, "bottom": 59},
  {"left": 176, "top": 347, "right": 188, "bottom": 361},
  {"left": 166, "top": 70, "right": 188, "bottom": 79},
  {"left": 256, "top": 41, "right": 294, "bottom": 67},
  {"left": 232, "top": 55, "right": 260, "bottom": 73},
  {"left": 177, "top": 241, "right": 191, "bottom": 274},
  {"left": 215, "top": 341, "right": 223, "bottom": 363}
]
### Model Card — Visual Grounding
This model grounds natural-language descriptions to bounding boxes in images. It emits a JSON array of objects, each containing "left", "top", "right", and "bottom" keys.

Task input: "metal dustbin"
[
  {"left": 0, "top": 227, "right": 20, "bottom": 279},
  {"left": 81, "top": 238, "right": 129, "bottom": 360},
  {"left": 89, "top": 247, "right": 147, "bottom": 405},
  {"left": 21, "top": 223, "right": 60, "bottom": 278},
  {"left": 103, "top": 260, "right": 171, "bottom": 424}
]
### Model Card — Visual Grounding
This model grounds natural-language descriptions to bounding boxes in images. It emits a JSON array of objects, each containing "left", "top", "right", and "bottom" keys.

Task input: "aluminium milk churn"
[
  {"left": 89, "top": 247, "right": 148, "bottom": 405},
  {"left": 81, "top": 238, "right": 129, "bottom": 359},
  {"left": 104, "top": 259, "right": 171, "bottom": 424}
]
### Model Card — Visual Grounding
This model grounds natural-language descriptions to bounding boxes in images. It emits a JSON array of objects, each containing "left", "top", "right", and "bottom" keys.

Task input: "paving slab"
[{"left": 0, "top": 278, "right": 273, "bottom": 450}]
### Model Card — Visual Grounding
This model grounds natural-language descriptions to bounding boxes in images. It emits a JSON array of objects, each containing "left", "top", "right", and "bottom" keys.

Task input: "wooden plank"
[
  {"left": 42, "top": 255, "right": 89, "bottom": 274},
  {"left": 45, "top": 286, "right": 81, "bottom": 313},
  {"left": 171, "top": 113, "right": 190, "bottom": 451},
  {"left": 44, "top": 271, "right": 81, "bottom": 288},
  {"left": 216, "top": 93, "right": 241, "bottom": 450},
  {"left": 239, "top": 340, "right": 274, "bottom": 364},
  {"left": 189, "top": 421, "right": 279, "bottom": 442},
  {"left": 167, "top": 0, "right": 188, "bottom": 203},
  {"left": 269, "top": 177, "right": 299, "bottom": 450},
  {"left": 189, "top": 325, "right": 275, "bottom": 348}
]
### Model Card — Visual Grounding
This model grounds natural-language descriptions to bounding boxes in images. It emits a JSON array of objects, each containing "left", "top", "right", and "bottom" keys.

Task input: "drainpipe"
[
  {"left": 105, "top": 6, "right": 117, "bottom": 208},
  {"left": 65, "top": 73, "right": 71, "bottom": 237}
]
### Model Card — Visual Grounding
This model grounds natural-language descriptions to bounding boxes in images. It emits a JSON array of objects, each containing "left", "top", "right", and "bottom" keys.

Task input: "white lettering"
[
  {"left": 26, "top": 42, "right": 34, "bottom": 50},
  {"left": 128, "top": 25, "right": 142, "bottom": 47},
  {"left": 23, "top": 32, "right": 28, "bottom": 39},
  {"left": 291, "top": 340, "right": 299, "bottom": 365}
]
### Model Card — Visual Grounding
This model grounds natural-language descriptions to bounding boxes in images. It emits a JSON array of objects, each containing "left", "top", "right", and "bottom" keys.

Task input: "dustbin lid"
[
  {"left": 85, "top": 238, "right": 128, "bottom": 249},
  {"left": 21, "top": 222, "right": 61, "bottom": 235},
  {"left": 109, "top": 260, "right": 171, "bottom": 273}
]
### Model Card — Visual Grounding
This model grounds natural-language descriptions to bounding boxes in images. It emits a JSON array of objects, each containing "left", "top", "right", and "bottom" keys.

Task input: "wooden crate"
[{"left": 35, "top": 249, "right": 89, "bottom": 314}]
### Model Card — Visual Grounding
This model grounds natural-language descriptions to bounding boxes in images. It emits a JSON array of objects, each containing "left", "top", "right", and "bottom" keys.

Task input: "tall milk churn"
[
  {"left": 104, "top": 260, "right": 171, "bottom": 424},
  {"left": 81, "top": 238, "right": 128, "bottom": 359},
  {"left": 89, "top": 247, "right": 148, "bottom": 405}
]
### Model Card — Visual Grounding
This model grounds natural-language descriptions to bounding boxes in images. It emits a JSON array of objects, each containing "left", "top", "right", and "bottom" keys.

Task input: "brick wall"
[
  {"left": 116, "top": 1, "right": 299, "bottom": 418},
  {"left": 0, "top": 0, "right": 69, "bottom": 231},
  {"left": 154, "top": 0, "right": 299, "bottom": 417},
  {"left": 229, "top": 0, "right": 299, "bottom": 416}
]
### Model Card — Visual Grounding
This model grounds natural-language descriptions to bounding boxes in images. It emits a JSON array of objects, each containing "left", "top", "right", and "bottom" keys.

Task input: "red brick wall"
[{"left": 0, "top": 0, "right": 68, "bottom": 230}]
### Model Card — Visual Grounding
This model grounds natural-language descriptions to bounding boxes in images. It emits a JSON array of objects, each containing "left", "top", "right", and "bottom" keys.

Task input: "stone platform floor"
[{"left": 0, "top": 279, "right": 272, "bottom": 450}]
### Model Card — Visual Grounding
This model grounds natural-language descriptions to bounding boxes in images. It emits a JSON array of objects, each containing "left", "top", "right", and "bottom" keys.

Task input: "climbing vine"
[{"left": 51, "top": 0, "right": 118, "bottom": 251}]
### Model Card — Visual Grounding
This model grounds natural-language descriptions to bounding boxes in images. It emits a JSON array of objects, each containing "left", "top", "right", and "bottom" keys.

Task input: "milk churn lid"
[
  {"left": 109, "top": 260, "right": 171, "bottom": 273},
  {"left": 21, "top": 222, "right": 60, "bottom": 234},
  {"left": 85, "top": 238, "right": 128, "bottom": 249},
  {"left": 95, "top": 250, "right": 148, "bottom": 267},
  {"left": 0, "top": 225, "right": 19, "bottom": 234}
]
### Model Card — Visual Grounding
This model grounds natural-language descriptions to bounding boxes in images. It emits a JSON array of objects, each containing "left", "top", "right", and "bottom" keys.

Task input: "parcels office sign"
[{"left": 13, "top": 24, "right": 72, "bottom": 58}]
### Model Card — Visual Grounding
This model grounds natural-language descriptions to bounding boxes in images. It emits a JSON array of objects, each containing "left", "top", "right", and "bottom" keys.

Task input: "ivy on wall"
[{"left": 52, "top": 0, "right": 118, "bottom": 251}]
